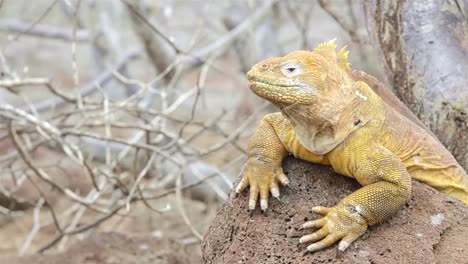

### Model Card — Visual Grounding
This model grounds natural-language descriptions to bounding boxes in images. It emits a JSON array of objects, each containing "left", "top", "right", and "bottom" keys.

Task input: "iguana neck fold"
[{"left": 282, "top": 81, "right": 383, "bottom": 154}]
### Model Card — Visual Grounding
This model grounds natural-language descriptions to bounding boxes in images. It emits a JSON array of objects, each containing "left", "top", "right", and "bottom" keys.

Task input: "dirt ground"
[{"left": 0, "top": 232, "right": 201, "bottom": 264}]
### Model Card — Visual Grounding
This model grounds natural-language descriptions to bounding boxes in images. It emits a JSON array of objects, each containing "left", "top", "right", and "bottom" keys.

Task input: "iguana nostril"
[{"left": 261, "top": 64, "right": 269, "bottom": 70}]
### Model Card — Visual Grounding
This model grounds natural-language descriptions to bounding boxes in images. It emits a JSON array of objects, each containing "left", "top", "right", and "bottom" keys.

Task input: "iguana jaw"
[{"left": 247, "top": 71, "right": 316, "bottom": 107}]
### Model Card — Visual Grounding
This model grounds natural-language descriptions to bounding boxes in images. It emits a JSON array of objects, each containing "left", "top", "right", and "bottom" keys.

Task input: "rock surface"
[
  {"left": 1, "top": 232, "right": 201, "bottom": 264},
  {"left": 202, "top": 157, "right": 468, "bottom": 264}
]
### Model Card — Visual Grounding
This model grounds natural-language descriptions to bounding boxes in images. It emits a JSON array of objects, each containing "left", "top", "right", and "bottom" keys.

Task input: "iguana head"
[
  {"left": 247, "top": 39, "right": 352, "bottom": 109},
  {"left": 247, "top": 39, "right": 380, "bottom": 154}
]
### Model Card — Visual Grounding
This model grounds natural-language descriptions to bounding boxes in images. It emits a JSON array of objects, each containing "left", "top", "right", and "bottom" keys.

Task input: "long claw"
[
  {"left": 306, "top": 234, "right": 341, "bottom": 252},
  {"left": 275, "top": 196, "right": 283, "bottom": 203},
  {"left": 249, "top": 184, "right": 258, "bottom": 210},
  {"left": 249, "top": 199, "right": 256, "bottom": 210},
  {"left": 299, "top": 227, "right": 328, "bottom": 243},
  {"left": 302, "top": 218, "right": 326, "bottom": 229},
  {"left": 311, "top": 206, "right": 332, "bottom": 215},
  {"left": 338, "top": 241, "right": 350, "bottom": 252},
  {"left": 260, "top": 199, "right": 268, "bottom": 211},
  {"left": 259, "top": 183, "right": 269, "bottom": 211},
  {"left": 249, "top": 209, "right": 254, "bottom": 217},
  {"left": 235, "top": 176, "right": 249, "bottom": 193},
  {"left": 270, "top": 187, "right": 280, "bottom": 198},
  {"left": 338, "top": 229, "right": 366, "bottom": 251},
  {"left": 277, "top": 174, "right": 290, "bottom": 185},
  {"left": 336, "top": 247, "right": 344, "bottom": 258}
]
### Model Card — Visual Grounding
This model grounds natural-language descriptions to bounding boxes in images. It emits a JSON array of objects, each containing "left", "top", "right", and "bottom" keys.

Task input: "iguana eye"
[{"left": 281, "top": 63, "right": 303, "bottom": 77}]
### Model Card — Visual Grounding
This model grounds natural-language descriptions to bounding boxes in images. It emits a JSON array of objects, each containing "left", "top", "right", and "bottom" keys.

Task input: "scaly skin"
[{"left": 235, "top": 40, "right": 468, "bottom": 253}]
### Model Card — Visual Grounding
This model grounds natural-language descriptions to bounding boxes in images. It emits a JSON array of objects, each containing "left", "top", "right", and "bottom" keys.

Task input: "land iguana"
[{"left": 235, "top": 39, "right": 468, "bottom": 253}]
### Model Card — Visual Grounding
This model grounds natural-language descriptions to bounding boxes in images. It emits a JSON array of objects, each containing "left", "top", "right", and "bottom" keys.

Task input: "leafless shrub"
[{"left": 0, "top": 0, "right": 373, "bottom": 256}]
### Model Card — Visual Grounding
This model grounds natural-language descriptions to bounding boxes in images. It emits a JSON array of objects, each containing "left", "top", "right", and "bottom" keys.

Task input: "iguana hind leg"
[{"left": 300, "top": 145, "right": 412, "bottom": 252}]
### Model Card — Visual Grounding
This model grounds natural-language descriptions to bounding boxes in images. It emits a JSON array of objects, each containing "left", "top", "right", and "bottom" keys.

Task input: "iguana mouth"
[
  {"left": 248, "top": 80, "right": 299, "bottom": 103},
  {"left": 249, "top": 79, "right": 296, "bottom": 88},
  {"left": 249, "top": 79, "right": 316, "bottom": 101}
]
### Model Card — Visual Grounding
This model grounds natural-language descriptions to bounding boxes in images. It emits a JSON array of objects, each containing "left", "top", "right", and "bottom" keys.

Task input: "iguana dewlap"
[{"left": 235, "top": 39, "right": 468, "bottom": 253}]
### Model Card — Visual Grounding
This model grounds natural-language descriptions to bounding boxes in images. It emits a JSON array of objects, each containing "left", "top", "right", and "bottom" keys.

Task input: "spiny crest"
[
  {"left": 316, "top": 38, "right": 337, "bottom": 51},
  {"left": 313, "top": 38, "right": 351, "bottom": 71},
  {"left": 337, "top": 46, "right": 351, "bottom": 71}
]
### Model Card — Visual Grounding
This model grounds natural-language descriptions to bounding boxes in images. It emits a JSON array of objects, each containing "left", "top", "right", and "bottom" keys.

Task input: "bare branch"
[
  {"left": 19, "top": 198, "right": 45, "bottom": 256},
  {"left": 318, "top": 0, "right": 365, "bottom": 44},
  {"left": 0, "top": 20, "right": 89, "bottom": 42},
  {"left": 29, "top": 48, "right": 140, "bottom": 112}
]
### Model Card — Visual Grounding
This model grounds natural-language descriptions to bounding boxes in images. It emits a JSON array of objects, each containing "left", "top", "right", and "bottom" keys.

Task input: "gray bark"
[{"left": 364, "top": 0, "right": 468, "bottom": 170}]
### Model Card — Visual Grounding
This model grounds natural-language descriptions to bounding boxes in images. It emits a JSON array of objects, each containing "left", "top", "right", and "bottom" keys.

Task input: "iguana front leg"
[
  {"left": 300, "top": 145, "right": 412, "bottom": 252},
  {"left": 236, "top": 113, "right": 326, "bottom": 212},
  {"left": 235, "top": 114, "right": 289, "bottom": 213}
]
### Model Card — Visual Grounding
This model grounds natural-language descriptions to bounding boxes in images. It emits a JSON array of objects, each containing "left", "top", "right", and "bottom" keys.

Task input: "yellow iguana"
[{"left": 235, "top": 39, "right": 468, "bottom": 253}]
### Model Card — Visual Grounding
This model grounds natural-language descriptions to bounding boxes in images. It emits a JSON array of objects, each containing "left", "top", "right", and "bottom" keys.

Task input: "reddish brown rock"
[{"left": 202, "top": 157, "right": 468, "bottom": 263}]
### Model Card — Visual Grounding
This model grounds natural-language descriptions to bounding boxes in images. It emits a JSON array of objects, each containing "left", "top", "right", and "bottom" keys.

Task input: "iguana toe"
[
  {"left": 237, "top": 157, "right": 289, "bottom": 214},
  {"left": 299, "top": 204, "right": 368, "bottom": 252}
]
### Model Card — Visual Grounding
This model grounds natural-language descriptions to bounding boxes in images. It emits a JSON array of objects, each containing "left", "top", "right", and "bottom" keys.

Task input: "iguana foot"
[
  {"left": 235, "top": 157, "right": 289, "bottom": 211},
  {"left": 299, "top": 205, "right": 368, "bottom": 252}
]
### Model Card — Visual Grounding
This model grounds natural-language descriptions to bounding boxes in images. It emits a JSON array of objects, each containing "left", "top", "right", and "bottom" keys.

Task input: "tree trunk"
[{"left": 364, "top": 0, "right": 468, "bottom": 170}]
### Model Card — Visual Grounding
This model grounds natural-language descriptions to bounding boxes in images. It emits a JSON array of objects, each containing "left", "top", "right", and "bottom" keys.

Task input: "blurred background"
[{"left": 0, "top": 0, "right": 465, "bottom": 263}]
